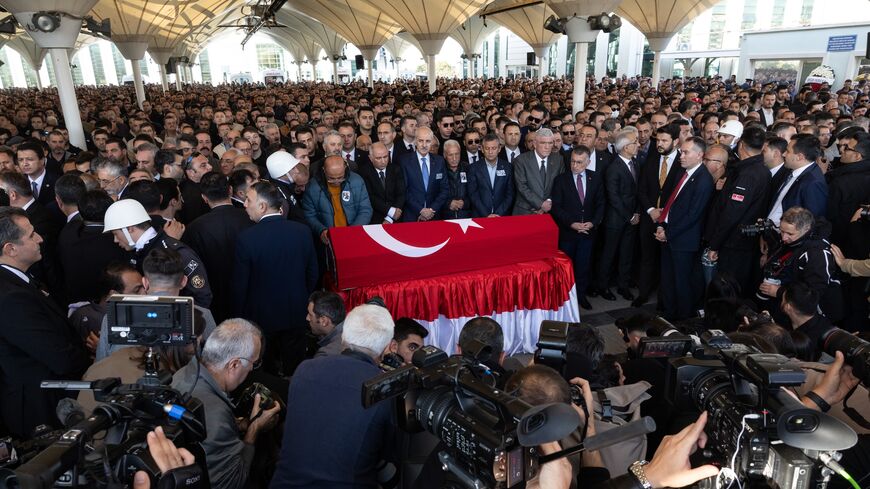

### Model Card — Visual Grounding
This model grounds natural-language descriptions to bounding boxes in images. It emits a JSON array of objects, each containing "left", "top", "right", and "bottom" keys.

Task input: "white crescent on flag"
[{"left": 361, "top": 219, "right": 483, "bottom": 258}]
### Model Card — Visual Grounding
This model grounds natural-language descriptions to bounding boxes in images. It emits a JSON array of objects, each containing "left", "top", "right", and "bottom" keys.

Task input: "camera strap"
[
  {"left": 841, "top": 385, "right": 870, "bottom": 430},
  {"left": 597, "top": 390, "right": 613, "bottom": 422}
]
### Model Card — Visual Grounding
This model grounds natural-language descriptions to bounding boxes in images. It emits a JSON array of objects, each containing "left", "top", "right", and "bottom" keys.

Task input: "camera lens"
[{"left": 415, "top": 386, "right": 458, "bottom": 435}]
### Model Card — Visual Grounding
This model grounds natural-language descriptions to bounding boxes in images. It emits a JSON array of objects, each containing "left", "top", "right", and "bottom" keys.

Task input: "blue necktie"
[{"left": 421, "top": 156, "right": 429, "bottom": 191}]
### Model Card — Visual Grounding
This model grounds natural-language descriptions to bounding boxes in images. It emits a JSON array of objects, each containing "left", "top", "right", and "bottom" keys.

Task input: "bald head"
[
  {"left": 323, "top": 155, "right": 346, "bottom": 185},
  {"left": 370, "top": 142, "right": 389, "bottom": 170}
]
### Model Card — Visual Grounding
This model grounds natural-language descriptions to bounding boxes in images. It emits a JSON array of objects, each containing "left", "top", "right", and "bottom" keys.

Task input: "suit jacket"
[
  {"left": 661, "top": 165, "right": 715, "bottom": 252},
  {"left": 358, "top": 163, "right": 407, "bottom": 223},
  {"left": 778, "top": 163, "right": 828, "bottom": 218},
  {"left": 512, "top": 151, "right": 564, "bottom": 215},
  {"left": 33, "top": 170, "right": 60, "bottom": 208},
  {"left": 637, "top": 151, "right": 682, "bottom": 216},
  {"left": 587, "top": 149, "right": 613, "bottom": 175},
  {"left": 704, "top": 155, "right": 772, "bottom": 251},
  {"left": 57, "top": 220, "right": 131, "bottom": 304},
  {"left": 393, "top": 140, "right": 415, "bottom": 159},
  {"left": 754, "top": 109, "right": 775, "bottom": 128},
  {"left": 499, "top": 147, "right": 523, "bottom": 165},
  {"left": 26, "top": 202, "right": 63, "bottom": 292},
  {"left": 767, "top": 165, "right": 791, "bottom": 211},
  {"left": 399, "top": 152, "right": 449, "bottom": 221},
  {"left": 468, "top": 159, "right": 514, "bottom": 217},
  {"left": 182, "top": 204, "right": 254, "bottom": 323},
  {"left": 550, "top": 170, "right": 605, "bottom": 244},
  {"left": 825, "top": 158, "right": 870, "bottom": 247},
  {"left": 341, "top": 148, "right": 370, "bottom": 172},
  {"left": 178, "top": 179, "right": 209, "bottom": 224},
  {"left": 0, "top": 266, "right": 90, "bottom": 437},
  {"left": 233, "top": 215, "right": 318, "bottom": 333},
  {"left": 603, "top": 155, "right": 639, "bottom": 228}
]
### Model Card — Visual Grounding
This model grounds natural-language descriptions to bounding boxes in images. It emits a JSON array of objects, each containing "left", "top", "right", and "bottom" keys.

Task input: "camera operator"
[
  {"left": 778, "top": 281, "right": 835, "bottom": 361},
  {"left": 757, "top": 206, "right": 843, "bottom": 325},
  {"left": 306, "top": 290, "right": 346, "bottom": 357},
  {"left": 132, "top": 427, "right": 197, "bottom": 489},
  {"left": 270, "top": 304, "right": 398, "bottom": 488},
  {"left": 172, "top": 318, "right": 281, "bottom": 489},
  {"left": 386, "top": 317, "right": 429, "bottom": 364}
]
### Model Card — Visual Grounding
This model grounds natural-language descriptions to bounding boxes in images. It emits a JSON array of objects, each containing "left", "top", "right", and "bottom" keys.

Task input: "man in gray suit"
[{"left": 512, "top": 128, "right": 564, "bottom": 215}]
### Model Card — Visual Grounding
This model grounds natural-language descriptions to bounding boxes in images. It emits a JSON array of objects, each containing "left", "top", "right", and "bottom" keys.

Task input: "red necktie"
[{"left": 659, "top": 171, "right": 688, "bottom": 223}]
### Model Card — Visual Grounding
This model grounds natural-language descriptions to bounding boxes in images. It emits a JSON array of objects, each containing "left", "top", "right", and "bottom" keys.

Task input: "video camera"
[
  {"left": 639, "top": 319, "right": 858, "bottom": 489},
  {"left": 0, "top": 296, "right": 208, "bottom": 489},
  {"left": 739, "top": 218, "right": 776, "bottom": 237},
  {"left": 362, "top": 343, "right": 580, "bottom": 488}
]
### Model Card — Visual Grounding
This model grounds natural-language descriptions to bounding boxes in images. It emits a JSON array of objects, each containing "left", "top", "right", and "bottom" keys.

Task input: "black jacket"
[
  {"left": 182, "top": 205, "right": 253, "bottom": 323},
  {"left": 704, "top": 154, "right": 771, "bottom": 251},
  {"left": 637, "top": 151, "right": 682, "bottom": 217},
  {"left": 442, "top": 164, "right": 472, "bottom": 219},
  {"left": 57, "top": 220, "right": 131, "bottom": 303},
  {"left": 358, "top": 162, "right": 407, "bottom": 223},
  {"left": 603, "top": 156, "right": 638, "bottom": 228},
  {"left": 135, "top": 231, "right": 213, "bottom": 308},
  {"left": 178, "top": 179, "right": 209, "bottom": 224},
  {"left": 0, "top": 266, "right": 90, "bottom": 437},
  {"left": 550, "top": 170, "right": 605, "bottom": 244},
  {"left": 825, "top": 158, "right": 870, "bottom": 249}
]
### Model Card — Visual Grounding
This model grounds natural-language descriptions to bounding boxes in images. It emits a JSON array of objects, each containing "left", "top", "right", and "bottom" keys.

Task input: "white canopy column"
[
  {"left": 358, "top": 46, "right": 380, "bottom": 89},
  {"left": 149, "top": 48, "right": 174, "bottom": 92},
  {"left": 6, "top": 0, "right": 98, "bottom": 149},
  {"left": 115, "top": 40, "right": 149, "bottom": 109},
  {"left": 532, "top": 45, "right": 549, "bottom": 82},
  {"left": 417, "top": 36, "right": 447, "bottom": 94},
  {"left": 646, "top": 37, "right": 671, "bottom": 88}
]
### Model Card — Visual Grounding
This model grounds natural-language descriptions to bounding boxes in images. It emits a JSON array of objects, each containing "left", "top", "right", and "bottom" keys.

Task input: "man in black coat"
[
  {"left": 634, "top": 124, "right": 682, "bottom": 307},
  {"left": 550, "top": 146, "right": 605, "bottom": 309},
  {"left": 182, "top": 172, "right": 254, "bottom": 324},
  {"left": 17, "top": 140, "right": 60, "bottom": 209},
  {"left": 594, "top": 128, "right": 641, "bottom": 301},
  {"left": 233, "top": 181, "right": 318, "bottom": 377},
  {"left": 358, "top": 142, "right": 406, "bottom": 223},
  {"left": 704, "top": 126, "right": 772, "bottom": 294},
  {"left": 0, "top": 208, "right": 90, "bottom": 437},
  {"left": 178, "top": 152, "right": 213, "bottom": 224}
]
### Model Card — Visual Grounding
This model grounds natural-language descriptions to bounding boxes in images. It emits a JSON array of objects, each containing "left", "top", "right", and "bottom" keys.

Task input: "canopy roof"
[
  {"left": 287, "top": 0, "right": 403, "bottom": 50},
  {"left": 481, "top": 0, "right": 561, "bottom": 48},
  {"left": 616, "top": 0, "right": 720, "bottom": 38},
  {"left": 450, "top": 13, "right": 499, "bottom": 55}
]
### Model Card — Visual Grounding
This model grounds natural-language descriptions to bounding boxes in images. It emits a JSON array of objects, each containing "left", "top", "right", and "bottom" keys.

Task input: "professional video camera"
[
  {"left": 637, "top": 318, "right": 859, "bottom": 489},
  {"left": 0, "top": 296, "right": 208, "bottom": 489},
  {"left": 362, "top": 343, "right": 581, "bottom": 488},
  {"left": 739, "top": 218, "right": 776, "bottom": 237},
  {"left": 858, "top": 204, "right": 870, "bottom": 222}
]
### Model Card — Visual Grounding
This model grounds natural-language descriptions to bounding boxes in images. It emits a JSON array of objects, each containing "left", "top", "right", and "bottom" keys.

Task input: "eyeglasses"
[
  {"left": 441, "top": 122, "right": 455, "bottom": 127},
  {"left": 98, "top": 175, "right": 122, "bottom": 187},
  {"left": 528, "top": 117, "right": 541, "bottom": 123},
  {"left": 466, "top": 139, "right": 480, "bottom": 145},
  {"left": 562, "top": 131, "right": 576, "bottom": 136},
  {"left": 183, "top": 152, "right": 203, "bottom": 169},
  {"left": 238, "top": 357, "right": 262, "bottom": 370}
]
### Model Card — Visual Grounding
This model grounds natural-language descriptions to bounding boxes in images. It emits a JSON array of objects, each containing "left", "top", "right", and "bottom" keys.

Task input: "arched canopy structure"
[
  {"left": 449, "top": 14, "right": 498, "bottom": 79},
  {"left": 481, "top": 0, "right": 562, "bottom": 80}
]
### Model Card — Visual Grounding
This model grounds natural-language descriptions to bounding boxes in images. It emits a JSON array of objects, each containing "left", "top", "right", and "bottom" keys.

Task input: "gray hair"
[
  {"left": 341, "top": 304, "right": 395, "bottom": 358},
  {"left": 135, "top": 142, "right": 159, "bottom": 155},
  {"left": 781, "top": 207, "right": 814, "bottom": 233},
  {"left": 92, "top": 158, "right": 128, "bottom": 178},
  {"left": 263, "top": 122, "right": 279, "bottom": 131},
  {"left": 201, "top": 318, "right": 263, "bottom": 370},
  {"left": 614, "top": 127, "right": 638, "bottom": 153},
  {"left": 535, "top": 128, "right": 554, "bottom": 139},
  {"left": 443, "top": 139, "right": 461, "bottom": 151},
  {"left": 324, "top": 130, "right": 341, "bottom": 143}
]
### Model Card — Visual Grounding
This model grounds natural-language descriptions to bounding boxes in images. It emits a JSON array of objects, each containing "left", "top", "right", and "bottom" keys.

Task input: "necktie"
[
  {"left": 345, "top": 152, "right": 352, "bottom": 161},
  {"left": 576, "top": 173, "right": 585, "bottom": 204},
  {"left": 31, "top": 181, "right": 39, "bottom": 199},
  {"left": 658, "top": 156, "right": 668, "bottom": 188},
  {"left": 776, "top": 171, "right": 794, "bottom": 196},
  {"left": 510, "top": 151, "right": 516, "bottom": 163},
  {"left": 628, "top": 159, "right": 637, "bottom": 182},
  {"left": 378, "top": 170, "right": 386, "bottom": 188},
  {"left": 421, "top": 156, "right": 429, "bottom": 191},
  {"left": 539, "top": 159, "right": 547, "bottom": 182},
  {"left": 659, "top": 171, "right": 688, "bottom": 223},
  {"left": 472, "top": 154, "right": 478, "bottom": 164}
]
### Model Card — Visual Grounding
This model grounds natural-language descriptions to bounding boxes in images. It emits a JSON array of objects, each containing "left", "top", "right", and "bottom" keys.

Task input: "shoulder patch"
[
  {"left": 191, "top": 275, "right": 205, "bottom": 289},
  {"left": 185, "top": 260, "right": 198, "bottom": 275}
]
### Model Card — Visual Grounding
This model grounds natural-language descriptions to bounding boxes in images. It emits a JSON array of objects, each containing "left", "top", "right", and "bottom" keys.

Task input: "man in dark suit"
[
  {"left": 359, "top": 142, "right": 407, "bottom": 223},
  {"left": 550, "top": 146, "right": 605, "bottom": 309},
  {"left": 498, "top": 122, "right": 523, "bottom": 164},
  {"left": 182, "top": 172, "right": 253, "bottom": 324},
  {"left": 234, "top": 181, "right": 317, "bottom": 376},
  {"left": 460, "top": 130, "right": 482, "bottom": 165},
  {"left": 763, "top": 136, "right": 790, "bottom": 212},
  {"left": 399, "top": 127, "right": 449, "bottom": 222},
  {"left": 0, "top": 207, "right": 90, "bottom": 437},
  {"left": 634, "top": 124, "right": 682, "bottom": 307},
  {"left": 17, "top": 140, "right": 60, "bottom": 208},
  {"left": 767, "top": 135, "right": 828, "bottom": 224},
  {"left": 754, "top": 91, "right": 777, "bottom": 128},
  {"left": 178, "top": 152, "right": 213, "bottom": 224},
  {"left": 655, "top": 137, "right": 715, "bottom": 320},
  {"left": 338, "top": 121, "right": 369, "bottom": 171},
  {"left": 469, "top": 134, "right": 514, "bottom": 217},
  {"left": 704, "top": 126, "right": 772, "bottom": 294},
  {"left": 594, "top": 128, "right": 641, "bottom": 301},
  {"left": 512, "top": 128, "right": 564, "bottom": 215}
]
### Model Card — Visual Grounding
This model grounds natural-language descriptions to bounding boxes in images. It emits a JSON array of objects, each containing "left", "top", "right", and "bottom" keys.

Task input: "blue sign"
[{"left": 827, "top": 35, "right": 857, "bottom": 52}]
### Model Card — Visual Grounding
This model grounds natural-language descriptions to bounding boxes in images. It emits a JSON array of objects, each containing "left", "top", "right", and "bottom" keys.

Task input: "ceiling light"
[{"left": 30, "top": 11, "right": 61, "bottom": 33}]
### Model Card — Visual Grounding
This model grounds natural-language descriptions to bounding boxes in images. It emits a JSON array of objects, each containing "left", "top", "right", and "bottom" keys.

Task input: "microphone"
[
  {"left": 584, "top": 416, "right": 657, "bottom": 452},
  {"left": 56, "top": 398, "right": 86, "bottom": 428}
]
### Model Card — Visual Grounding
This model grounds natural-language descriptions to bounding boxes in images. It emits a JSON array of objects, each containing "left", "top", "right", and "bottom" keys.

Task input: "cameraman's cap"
[
  {"left": 103, "top": 199, "right": 151, "bottom": 232},
  {"left": 266, "top": 151, "right": 300, "bottom": 179},
  {"left": 718, "top": 120, "right": 744, "bottom": 138}
]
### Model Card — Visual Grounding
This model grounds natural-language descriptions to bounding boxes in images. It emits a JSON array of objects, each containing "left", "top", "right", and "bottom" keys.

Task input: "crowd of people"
[{"left": 0, "top": 72, "right": 868, "bottom": 488}]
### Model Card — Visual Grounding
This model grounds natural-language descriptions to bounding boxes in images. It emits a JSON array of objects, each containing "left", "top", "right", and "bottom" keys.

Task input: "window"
[
  {"left": 256, "top": 43, "right": 284, "bottom": 71},
  {"left": 548, "top": 44, "right": 557, "bottom": 76},
  {"left": 493, "top": 33, "right": 500, "bottom": 77},
  {"left": 111, "top": 44, "right": 127, "bottom": 82},
  {"left": 46, "top": 54, "right": 57, "bottom": 86},
  {"left": 742, "top": 0, "right": 757, "bottom": 31},
  {"left": 606, "top": 28, "right": 620, "bottom": 77},
  {"left": 90, "top": 44, "right": 106, "bottom": 85},
  {"left": 0, "top": 48, "right": 12, "bottom": 88},
  {"left": 71, "top": 53, "right": 84, "bottom": 86},
  {"left": 641, "top": 40, "right": 653, "bottom": 77},
  {"left": 21, "top": 57, "right": 38, "bottom": 88},
  {"left": 198, "top": 51, "right": 211, "bottom": 84},
  {"left": 566, "top": 42, "right": 575, "bottom": 77},
  {"left": 770, "top": 0, "right": 787, "bottom": 28},
  {"left": 708, "top": 4, "right": 727, "bottom": 49},
  {"left": 482, "top": 41, "right": 488, "bottom": 77},
  {"left": 799, "top": 0, "right": 815, "bottom": 24}
]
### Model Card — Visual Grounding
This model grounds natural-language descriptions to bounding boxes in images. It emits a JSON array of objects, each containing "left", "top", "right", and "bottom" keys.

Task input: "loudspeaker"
[
  {"left": 355, "top": 55, "right": 364, "bottom": 69},
  {"left": 527, "top": 52, "right": 536, "bottom": 66}
]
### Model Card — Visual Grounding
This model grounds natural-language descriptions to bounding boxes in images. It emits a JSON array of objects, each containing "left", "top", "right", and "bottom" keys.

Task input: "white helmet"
[
  {"left": 266, "top": 151, "right": 300, "bottom": 179},
  {"left": 103, "top": 199, "right": 151, "bottom": 233},
  {"left": 717, "top": 120, "right": 744, "bottom": 139}
]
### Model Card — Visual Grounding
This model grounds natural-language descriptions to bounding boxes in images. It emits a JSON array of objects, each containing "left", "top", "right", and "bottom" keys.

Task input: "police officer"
[
  {"left": 267, "top": 151, "right": 307, "bottom": 223},
  {"left": 103, "top": 199, "right": 213, "bottom": 308}
]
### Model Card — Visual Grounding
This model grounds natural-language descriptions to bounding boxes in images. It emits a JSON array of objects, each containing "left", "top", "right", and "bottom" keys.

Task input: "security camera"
[
  {"left": 543, "top": 15, "right": 565, "bottom": 35},
  {"left": 30, "top": 11, "right": 61, "bottom": 33}
]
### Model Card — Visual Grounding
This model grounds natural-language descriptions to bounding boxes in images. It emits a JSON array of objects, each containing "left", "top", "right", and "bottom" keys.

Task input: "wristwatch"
[{"left": 629, "top": 460, "right": 653, "bottom": 489}]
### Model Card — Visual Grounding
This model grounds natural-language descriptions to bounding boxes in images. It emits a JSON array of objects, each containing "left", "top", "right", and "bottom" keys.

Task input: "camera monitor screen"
[{"left": 106, "top": 295, "right": 195, "bottom": 347}]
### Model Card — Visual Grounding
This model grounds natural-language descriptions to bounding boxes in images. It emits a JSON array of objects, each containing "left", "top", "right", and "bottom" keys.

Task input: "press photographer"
[
  {"left": 171, "top": 318, "right": 281, "bottom": 489},
  {"left": 757, "top": 207, "right": 843, "bottom": 325}
]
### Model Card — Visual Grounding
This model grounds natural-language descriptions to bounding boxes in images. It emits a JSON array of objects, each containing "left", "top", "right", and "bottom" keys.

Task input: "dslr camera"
[
  {"left": 362, "top": 343, "right": 580, "bottom": 488},
  {"left": 739, "top": 218, "right": 776, "bottom": 237},
  {"left": 0, "top": 296, "right": 208, "bottom": 489}
]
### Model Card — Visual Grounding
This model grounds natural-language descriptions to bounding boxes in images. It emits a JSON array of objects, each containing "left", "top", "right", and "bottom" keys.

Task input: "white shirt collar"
[
  {"left": 258, "top": 212, "right": 282, "bottom": 222},
  {"left": 789, "top": 162, "right": 813, "bottom": 179},
  {"left": 29, "top": 169, "right": 46, "bottom": 187},
  {"left": 769, "top": 162, "right": 784, "bottom": 176},
  {"left": 134, "top": 227, "right": 158, "bottom": 251},
  {"left": 0, "top": 264, "right": 29, "bottom": 283},
  {"left": 21, "top": 198, "right": 35, "bottom": 211},
  {"left": 67, "top": 210, "right": 80, "bottom": 223}
]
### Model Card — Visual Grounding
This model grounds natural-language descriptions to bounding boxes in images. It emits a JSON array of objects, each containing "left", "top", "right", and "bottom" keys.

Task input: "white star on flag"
[{"left": 446, "top": 218, "right": 483, "bottom": 234}]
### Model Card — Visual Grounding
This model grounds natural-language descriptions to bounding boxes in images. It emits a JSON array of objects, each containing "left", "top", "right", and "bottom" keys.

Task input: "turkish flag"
[{"left": 329, "top": 215, "right": 559, "bottom": 289}]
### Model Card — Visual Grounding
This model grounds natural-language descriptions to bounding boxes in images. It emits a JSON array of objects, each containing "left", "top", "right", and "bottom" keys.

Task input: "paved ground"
[{"left": 579, "top": 287, "right": 657, "bottom": 355}]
